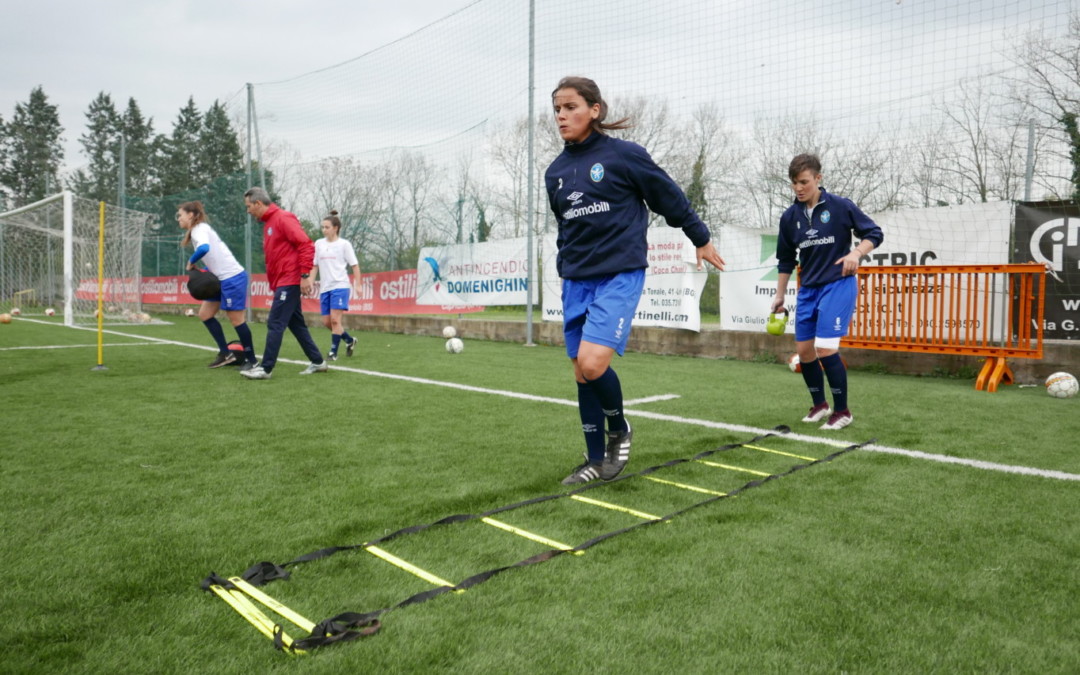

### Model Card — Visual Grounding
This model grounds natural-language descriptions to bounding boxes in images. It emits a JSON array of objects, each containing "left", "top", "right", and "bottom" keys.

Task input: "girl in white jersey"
[
  {"left": 178, "top": 201, "right": 258, "bottom": 369},
  {"left": 311, "top": 211, "right": 361, "bottom": 360}
]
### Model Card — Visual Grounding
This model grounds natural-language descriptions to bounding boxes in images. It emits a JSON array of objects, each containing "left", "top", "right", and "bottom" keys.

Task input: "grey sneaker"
[
  {"left": 561, "top": 462, "right": 602, "bottom": 485},
  {"left": 208, "top": 352, "right": 237, "bottom": 368},
  {"left": 600, "top": 421, "right": 632, "bottom": 480},
  {"left": 327, "top": 351, "right": 338, "bottom": 361},
  {"left": 241, "top": 365, "right": 271, "bottom": 380},
  {"left": 801, "top": 402, "right": 832, "bottom": 423},
  {"left": 346, "top": 337, "right": 358, "bottom": 357},
  {"left": 820, "top": 410, "right": 853, "bottom": 430},
  {"left": 299, "top": 361, "right": 329, "bottom": 375},
  {"left": 239, "top": 360, "right": 259, "bottom": 373}
]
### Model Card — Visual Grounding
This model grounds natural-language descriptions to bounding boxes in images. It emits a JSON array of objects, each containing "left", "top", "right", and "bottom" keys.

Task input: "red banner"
[{"left": 83, "top": 270, "right": 482, "bottom": 315}]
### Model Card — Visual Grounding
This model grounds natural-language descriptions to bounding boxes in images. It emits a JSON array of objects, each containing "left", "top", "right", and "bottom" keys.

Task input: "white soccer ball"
[
  {"left": 787, "top": 353, "right": 801, "bottom": 373},
  {"left": 442, "top": 325, "right": 457, "bottom": 338},
  {"left": 1045, "top": 372, "right": 1078, "bottom": 399},
  {"left": 139, "top": 313, "right": 152, "bottom": 323},
  {"left": 184, "top": 308, "right": 197, "bottom": 317},
  {"left": 445, "top": 337, "right": 464, "bottom": 354},
  {"left": 44, "top": 307, "right": 55, "bottom": 317},
  {"left": 10, "top": 307, "right": 20, "bottom": 316}
]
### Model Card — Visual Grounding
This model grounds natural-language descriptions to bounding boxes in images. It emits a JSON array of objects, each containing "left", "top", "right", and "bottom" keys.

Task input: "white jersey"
[
  {"left": 190, "top": 222, "right": 244, "bottom": 281},
  {"left": 314, "top": 237, "right": 359, "bottom": 292}
]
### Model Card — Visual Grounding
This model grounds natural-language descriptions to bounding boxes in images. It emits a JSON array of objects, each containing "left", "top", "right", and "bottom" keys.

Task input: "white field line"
[
  {"left": 624, "top": 394, "right": 681, "bottom": 405},
  {"left": 43, "top": 323, "right": 1080, "bottom": 483},
  {"left": 0, "top": 343, "right": 157, "bottom": 351}
]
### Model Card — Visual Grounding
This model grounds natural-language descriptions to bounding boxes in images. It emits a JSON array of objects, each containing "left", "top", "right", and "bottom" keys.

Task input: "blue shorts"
[
  {"left": 795, "top": 275, "right": 858, "bottom": 342},
  {"left": 562, "top": 269, "right": 646, "bottom": 358},
  {"left": 320, "top": 288, "right": 351, "bottom": 315},
  {"left": 210, "top": 271, "right": 248, "bottom": 311}
]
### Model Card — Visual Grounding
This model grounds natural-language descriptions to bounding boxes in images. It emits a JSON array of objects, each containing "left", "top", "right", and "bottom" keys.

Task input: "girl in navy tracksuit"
[
  {"left": 544, "top": 76, "right": 726, "bottom": 485},
  {"left": 771, "top": 154, "right": 883, "bottom": 430}
]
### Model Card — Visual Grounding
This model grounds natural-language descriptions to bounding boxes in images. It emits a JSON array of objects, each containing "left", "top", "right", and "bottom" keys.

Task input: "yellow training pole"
[{"left": 92, "top": 201, "right": 107, "bottom": 371}]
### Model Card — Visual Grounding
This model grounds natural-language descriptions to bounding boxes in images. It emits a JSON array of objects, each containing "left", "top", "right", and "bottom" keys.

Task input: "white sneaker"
[
  {"left": 820, "top": 410, "right": 853, "bottom": 430},
  {"left": 299, "top": 361, "right": 328, "bottom": 375},
  {"left": 801, "top": 402, "right": 832, "bottom": 423},
  {"left": 241, "top": 365, "right": 271, "bottom": 380}
]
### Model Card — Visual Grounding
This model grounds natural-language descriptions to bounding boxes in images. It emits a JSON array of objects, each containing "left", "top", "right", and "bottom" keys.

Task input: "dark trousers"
[{"left": 260, "top": 285, "right": 323, "bottom": 372}]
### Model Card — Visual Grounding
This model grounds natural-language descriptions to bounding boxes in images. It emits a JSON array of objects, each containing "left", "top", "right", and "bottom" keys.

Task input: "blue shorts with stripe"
[
  {"left": 562, "top": 269, "right": 646, "bottom": 358},
  {"left": 209, "top": 271, "right": 248, "bottom": 312},
  {"left": 794, "top": 275, "right": 858, "bottom": 342},
  {"left": 320, "top": 288, "right": 351, "bottom": 315}
]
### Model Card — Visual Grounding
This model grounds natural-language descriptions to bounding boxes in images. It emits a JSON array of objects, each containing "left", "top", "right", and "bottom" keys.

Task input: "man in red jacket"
[{"left": 240, "top": 186, "right": 327, "bottom": 380}]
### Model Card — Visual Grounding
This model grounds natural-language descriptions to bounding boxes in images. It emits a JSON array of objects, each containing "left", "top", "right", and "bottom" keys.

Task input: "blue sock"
[
  {"left": 331, "top": 333, "right": 342, "bottom": 354},
  {"left": 577, "top": 382, "right": 606, "bottom": 464},
  {"left": 800, "top": 358, "right": 827, "bottom": 406},
  {"left": 584, "top": 367, "right": 627, "bottom": 433},
  {"left": 341, "top": 331, "right": 353, "bottom": 343},
  {"left": 820, "top": 353, "right": 848, "bottom": 412},
  {"left": 234, "top": 322, "right": 256, "bottom": 363},
  {"left": 202, "top": 317, "right": 229, "bottom": 353}
]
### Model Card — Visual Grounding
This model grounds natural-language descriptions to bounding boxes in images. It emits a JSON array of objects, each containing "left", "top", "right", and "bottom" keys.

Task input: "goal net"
[{"left": 0, "top": 191, "right": 147, "bottom": 325}]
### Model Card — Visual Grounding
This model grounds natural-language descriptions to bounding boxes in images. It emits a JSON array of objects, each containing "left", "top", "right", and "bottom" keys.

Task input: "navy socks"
[
  {"left": 202, "top": 317, "right": 228, "bottom": 353},
  {"left": 800, "top": 357, "right": 827, "bottom": 406},
  {"left": 820, "top": 353, "right": 848, "bottom": 412},
  {"left": 584, "top": 367, "right": 628, "bottom": 434},
  {"left": 577, "top": 382, "right": 606, "bottom": 464}
]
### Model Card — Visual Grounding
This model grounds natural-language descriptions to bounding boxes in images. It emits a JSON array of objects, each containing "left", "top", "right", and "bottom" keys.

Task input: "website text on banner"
[
  {"left": 415, "top": 236, "right": 536, "bottom": 307},
  {"left": 541, "top": 227, "right": 708, "bottom": 332},
  {"left": 125, "top": 270, "right": 481, "bottom": 315},
  {"left": 718, "top": 201, "right": 1014, "bottom": 333}
]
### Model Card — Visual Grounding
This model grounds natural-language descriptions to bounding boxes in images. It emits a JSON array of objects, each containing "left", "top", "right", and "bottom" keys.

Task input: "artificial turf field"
[{"left": 1, "top": 313, "right": 1078, "bottom": 673}]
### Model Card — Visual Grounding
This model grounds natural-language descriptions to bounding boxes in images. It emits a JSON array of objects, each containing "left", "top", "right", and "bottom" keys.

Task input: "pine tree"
[
  {"left": 121, "top": 98, "right": 156, "bottom": 196},
  {"left": 156, "top": 97, "right": 202, "bottom": 195},
  {"left": 71, "top": 92, "right": 121, "bottom": 202},
  {"left": 197, "top": 100, "right": 243, "bottom": 183},
  {"left": 0, "top": 86, "right": 64, "bottom": 207}
]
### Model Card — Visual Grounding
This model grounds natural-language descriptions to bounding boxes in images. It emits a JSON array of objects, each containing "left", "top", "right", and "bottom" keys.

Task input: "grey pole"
[
  {"left": 245, "top": 84, "right": 255, "bottom": 324},
  {"left": 524, "top": 0, "right": 537, "bottom": 347},
  {"left": 1023, "top": 118, "right": 1035, "bottom": 202}
]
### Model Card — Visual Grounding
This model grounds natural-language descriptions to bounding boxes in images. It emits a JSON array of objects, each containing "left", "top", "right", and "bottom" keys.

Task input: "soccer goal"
[{"left": 0, "top": 191, "right": 148, "bottom": 325}]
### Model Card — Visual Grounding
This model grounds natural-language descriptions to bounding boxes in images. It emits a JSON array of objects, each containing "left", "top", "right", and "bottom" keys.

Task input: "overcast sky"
[{"left": 0, "top": 0, "right": 470, "bottom": 171}]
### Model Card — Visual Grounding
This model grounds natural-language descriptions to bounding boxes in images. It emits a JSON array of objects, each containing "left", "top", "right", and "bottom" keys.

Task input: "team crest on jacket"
[
  {"left": 590, "top": 163, "right": 605, "bottom": 182},
  {"left": 267, "top": 227, "right": 273, "bottom": 236},
  {"left": 820, "top": 211, "right": 831, "bottom": 223}
]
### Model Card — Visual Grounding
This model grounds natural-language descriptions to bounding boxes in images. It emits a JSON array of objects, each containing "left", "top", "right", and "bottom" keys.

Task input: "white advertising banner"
[
  {"left": 541, "top": 227, "right": 708, "bottom": 331},
  {"left": 416, "top": 236, "right": 537, "bottom": 306},
  {"left": 718, "top": 201, "right": 1014, "bottom": 333}
]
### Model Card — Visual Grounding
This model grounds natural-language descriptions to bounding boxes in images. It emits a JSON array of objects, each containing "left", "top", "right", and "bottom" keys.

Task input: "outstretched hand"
[
  {"left": 835, "top": 251, "right": 863, "bottom": 276},
  {"left": 696, "top": 241, "right": 726, "bottom": 271}
]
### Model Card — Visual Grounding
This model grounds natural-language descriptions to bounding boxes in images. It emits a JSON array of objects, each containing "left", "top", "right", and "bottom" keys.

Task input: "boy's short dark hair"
[{"left": 788, "top": 154, "right": 822, "bottom": 181}]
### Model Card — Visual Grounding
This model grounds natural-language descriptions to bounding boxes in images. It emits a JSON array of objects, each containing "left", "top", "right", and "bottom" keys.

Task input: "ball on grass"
[
  {"left": 184, "top": 308, "right": 197, "bottom": 317},
  {"left": 1045, "top": 372, "right": 1078, "bottom": 399},
  {"left": 45, "top": 307, "right": 56, "bottom": 317},
  {"left": 445, "top": 337, "right": 464, "bottom": 354},
  {"left": 442, "top": 326, "right": 457, "bottom": 338},
  {"left": 787, "top": 354, "right": 801, "bottom": 373},
  {"left": 11, "top": 307, "right": 21, "bottom": 316},
  {"left": 0, "top": 313, "right": 11, "bottom": 324}
]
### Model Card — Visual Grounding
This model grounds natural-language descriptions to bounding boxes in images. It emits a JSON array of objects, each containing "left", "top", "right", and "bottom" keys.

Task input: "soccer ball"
[
  {"left": 787, "top": 354, "right": 801, "bottom": 373},
  {"left": 445, "top": 337, "right": 464, "bottom": 354},
  {"left": 10, "top": 307, "right": 20, "bottom": 316},
  {"left": 139, "top": 313, "right": 152, "bottom": 323},
  {"left": 1045, "top": 372, "right": 1078, "bottom": 399},
  {"left": 184, "top": 308, "right": 197, "bottom": 317},
  {"left": 442, "top": 326, "right": 457, "bottom": 338},
  {"left": 0, "top": 313, "right": 10, "bottom": 324},
  {"left": 44, "top": 307, "right": 55, "bottom": 317}
]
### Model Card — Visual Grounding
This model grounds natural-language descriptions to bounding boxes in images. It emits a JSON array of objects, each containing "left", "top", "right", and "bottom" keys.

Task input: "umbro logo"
[
  {"left": 806, "top": 228, "right": 818, "bottom": 237},
  {"left": 568, "top": 191, "right": 583, "bottom": 201}
]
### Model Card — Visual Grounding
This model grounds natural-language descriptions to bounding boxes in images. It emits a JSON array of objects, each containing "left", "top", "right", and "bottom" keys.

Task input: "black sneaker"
[
  {"left": 208, "top": 352, "right": 237, "bottom": 368},
  {"left": 561, "top": 462, "right": 602, "bottom": 485},
  {"left": 346, "top": 337, "right": 358, "bottom": 357},
  {"left": 600, "top": 421, "right": 632, "bottom": 480},
  {"left": 327, "top": 351, "right": 338, "bottom": 362}
]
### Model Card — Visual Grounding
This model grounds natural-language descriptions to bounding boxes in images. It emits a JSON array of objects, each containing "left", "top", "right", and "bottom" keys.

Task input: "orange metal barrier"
[{"left": 844, "top": 264, "right": 1046, "bottom": 392}]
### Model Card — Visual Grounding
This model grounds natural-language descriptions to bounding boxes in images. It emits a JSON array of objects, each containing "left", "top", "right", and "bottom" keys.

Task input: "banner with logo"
[
  {"left": 1015, "top": 202, "right": 1080, "bottom": 340},
  {"left": 718, "top": 201, "right": 1014, "bottom": 332},
  {"left": 133, "top": 270, "right": 480, "bottom": 315},
  {"left": 415, "top": 237, "right": 536, "bottom": 307},
  {"left": 541, "top": 228, "right": 709, "bottom": 331}
]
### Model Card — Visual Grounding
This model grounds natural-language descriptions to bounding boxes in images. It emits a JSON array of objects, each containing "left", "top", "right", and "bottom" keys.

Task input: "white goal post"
[{"left": 0, "top": 191, "right": 148, "bottom": 325}]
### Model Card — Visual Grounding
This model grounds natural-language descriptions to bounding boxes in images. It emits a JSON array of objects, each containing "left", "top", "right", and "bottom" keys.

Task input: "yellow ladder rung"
[
  {"left": 569, "top": 495, "right": 662, "bottom": 521},
  {"left": 229, "top": 577, "right": 316, "bottom": 633},
  {"left": 642, "top": 475, "right": 728, "bottom": 496},
  {"left": 365, "top": 545, "right": 462, "bottom": 591},
  {"left": 697, "top": 459, "right": 770, "bottom": 476},
  {"left": 743, "top": 444, "right": 817, "bottom": 462},
  {"left": 209, "top": 584, "right": 305, "bottom": 655},
  {"left": 481, "top": 517, "right": 584, "bottom": 555}
]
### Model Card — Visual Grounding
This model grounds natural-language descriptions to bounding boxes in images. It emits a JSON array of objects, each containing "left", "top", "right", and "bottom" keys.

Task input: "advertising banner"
[
  {"left": 1015, "top": 201, "right": 1080, "bottom": 340},
  {"left": 416, "top": 237, "right": 536, "bottom": 307}
]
